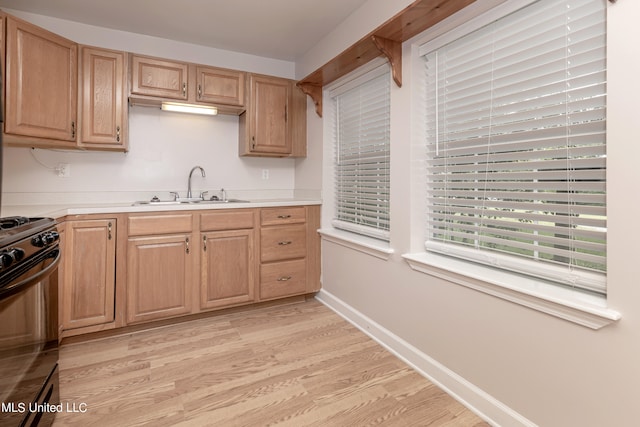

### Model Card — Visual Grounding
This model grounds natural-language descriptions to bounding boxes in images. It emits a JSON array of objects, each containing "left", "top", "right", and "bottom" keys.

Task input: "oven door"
[{"left": 0, "top": 245, "right": 60, "bottom": 426}]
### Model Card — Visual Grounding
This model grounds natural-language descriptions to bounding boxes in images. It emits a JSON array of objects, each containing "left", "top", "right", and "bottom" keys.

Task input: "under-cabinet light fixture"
[{"left": 161, "top": 102, "right": 218, "bottom": 116}]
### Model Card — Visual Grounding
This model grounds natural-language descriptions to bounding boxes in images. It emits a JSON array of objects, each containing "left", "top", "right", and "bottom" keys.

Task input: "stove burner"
[
  {"left": 0, "top": 216, "right": 30, "bottom": 230},
  {"left": 0, "top": 217, "right": 56, "bottom": 249}
]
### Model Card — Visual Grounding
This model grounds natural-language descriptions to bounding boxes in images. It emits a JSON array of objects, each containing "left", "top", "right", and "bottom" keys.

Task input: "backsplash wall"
[{"left": 2, "top": 107, "right": 296, "bottom": 205}]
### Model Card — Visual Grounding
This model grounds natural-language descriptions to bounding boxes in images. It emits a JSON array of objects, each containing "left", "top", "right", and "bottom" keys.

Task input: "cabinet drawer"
[
  {"left": 260, "top": 259, "right": 306, "bottom": 299},
  {"left": 200, "top": 210, "right": 254, "bottom": 231},
  {"left": 261, "top": 207, "right": 306, "bottom": 226},
  {"left": 261, "top": 224, "right": 306, "bottom": 262},
  {"left": 128, "top": 213, "right": 192, "bottom": 236}
]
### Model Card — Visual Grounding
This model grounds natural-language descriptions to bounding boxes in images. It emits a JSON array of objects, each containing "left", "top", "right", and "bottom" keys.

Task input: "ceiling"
[{"left": 0, "top": 0, "right": 369, "bottom": 61}]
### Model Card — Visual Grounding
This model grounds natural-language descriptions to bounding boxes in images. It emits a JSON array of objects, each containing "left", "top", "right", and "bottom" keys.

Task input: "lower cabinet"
[
  {"left": 60, "top": 205, "right": 319, "bottom": 335},
  {"left": 260, "top": 258, "right": 307, "bottom": 300},
  {"left": 258, "top": 205, "right": 321, "bottom": 300},
  {"left": 127, "top": 234, "right": 193, "bottom": 324},
  {"left": 60, "top": 218, "right": 117, "bottom": 334},
  {"left": 199, "top": 209, "right": 257, "bottom": 310},
  {"left": 126, "top": 213, "right": 194, "bottom": 324},
  {"left": 200, "top": 229, "right": 255, "bottom": 309}
]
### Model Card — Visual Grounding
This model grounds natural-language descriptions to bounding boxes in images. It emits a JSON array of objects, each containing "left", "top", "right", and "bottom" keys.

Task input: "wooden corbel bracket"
[
  {"left": 371, "top": 35, "right": 402, "bottom": 88},
  {"left": 296, "top": 0, "right": 478, "bottom": 117},
  {"left": 296, "top": 35, "right": 401, "bottom": 118},
  {"left": 297, "top": 82, "right": 323, "bottom": 118}
]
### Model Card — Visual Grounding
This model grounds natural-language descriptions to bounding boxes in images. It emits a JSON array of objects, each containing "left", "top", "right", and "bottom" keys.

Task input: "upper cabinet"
[
  {"left": 195, "top": 65, "right": 244, "bottom": 107},
  {"left": 2, "top": 14, "right": 128, "bottom": 152},
  {"left": 79, "top": 46, "right": 128, "bottom": 151},
  {"left": 239, "top": 74, "right": 306, "bottom": 158},
  {"left": 1, "top": 13, "right": 307, "bottom": 157},
  {"left": 130, "top": 55, "right": 188, "bottom": 100},
  {"left": 4, "top": 15, "right": 78, "bottom": 147},
  {"left": 129, "top": 54, "right": 245, "bottom": 114}
]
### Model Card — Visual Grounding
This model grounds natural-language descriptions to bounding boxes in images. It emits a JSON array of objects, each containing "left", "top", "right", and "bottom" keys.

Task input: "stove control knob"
[
  {"left": 32, "top": 231, "right": 59, "bottom": 247},
  {"left": 0, "top": 248, "right": 24, "bottom": 269},
  {"left": 43, "top": 231, "right": 59, "bottom": 245},
  {"left": 0, "top": 252, "right": 13, "bottom": 269},
  {"left": 11, "top": 248, "right": 25, "bottom": 262},
  {"left": 32, "top": 235, "right": 45, "bottom": 247}
]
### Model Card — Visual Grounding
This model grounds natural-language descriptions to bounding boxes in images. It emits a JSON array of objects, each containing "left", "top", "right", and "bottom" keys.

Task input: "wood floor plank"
[{"left": 54, "top": 300, "right": 489, "bottom": 426}]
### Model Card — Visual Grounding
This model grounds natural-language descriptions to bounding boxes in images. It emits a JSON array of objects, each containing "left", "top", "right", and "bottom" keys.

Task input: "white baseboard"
[{"left": 315, "top": 289, "right": 536, "bottom": 427}]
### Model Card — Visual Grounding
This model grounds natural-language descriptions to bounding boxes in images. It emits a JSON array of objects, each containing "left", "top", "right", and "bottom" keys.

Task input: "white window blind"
[
  {"left": 423, "top": 0, "right": 607, "bottom": 294},
  {"left": 331, "top": 65, "right": 391, "bottom": 241}
]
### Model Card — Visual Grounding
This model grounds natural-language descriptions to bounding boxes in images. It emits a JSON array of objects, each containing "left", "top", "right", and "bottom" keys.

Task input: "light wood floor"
[{"left": 54, "top": 299, "right": 489, "bottom": 426}]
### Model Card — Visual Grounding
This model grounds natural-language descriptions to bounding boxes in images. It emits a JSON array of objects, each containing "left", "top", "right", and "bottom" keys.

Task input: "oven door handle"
[{"left": 0, "top": 246, "right": 60, "bottom": 300}]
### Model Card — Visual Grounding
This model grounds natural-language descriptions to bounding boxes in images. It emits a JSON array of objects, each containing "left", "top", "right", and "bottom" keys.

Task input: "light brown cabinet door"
[
  {"left": 5, "top": 16, "right": 77, "bottom": 142},
  {"left": 127, "top": 234, "right": 193, "bottom": 324},
  {"left": 79, "top": 46, "right": 127, "bottom": 150},
  {"left": 200, "top": 230, "right": 255, "bottom": 310},
  {"left": 61, "top": 219, "right": 116, "bottom": 330},
  {"left": 196, "top": 66, "right": 245, "bottom": 106},
  {"left": 239, "top": 74, "right": 307, "bottom": 157},
  {"left": 130, "top": 55, "right": 188, "bottom": 100},
  {"left": 246, "top": 75, "right": 291, "bottom": 155}
]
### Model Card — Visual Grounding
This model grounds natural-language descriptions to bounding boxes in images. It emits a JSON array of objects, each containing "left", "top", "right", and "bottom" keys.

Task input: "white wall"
[
  {"left": 1, "top": 9, "right": 297, "bottom": 207},
  {"left": 301, "top": 1, "right": 640, "bottom": 426}
]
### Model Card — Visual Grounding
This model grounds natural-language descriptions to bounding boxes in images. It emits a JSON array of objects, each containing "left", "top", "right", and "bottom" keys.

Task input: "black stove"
[
  {"left": 0, "top": 216, "right": 61, "bottom": 426},
  {"left": 0, "top": 216, "right": 59, "bottom": 298}
]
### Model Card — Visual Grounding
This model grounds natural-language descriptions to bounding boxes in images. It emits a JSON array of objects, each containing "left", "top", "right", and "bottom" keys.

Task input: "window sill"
[
  {"left": 319, "top": 228, "right": 394, "bottom": 260},
  {"left": 402, "top": 252, "right": 621, "bottom": 330}
]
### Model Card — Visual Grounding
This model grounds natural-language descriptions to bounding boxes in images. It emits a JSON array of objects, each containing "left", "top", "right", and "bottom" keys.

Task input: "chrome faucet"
[{"left": 187, "top": 166, "right": 206, "bottom": 199}]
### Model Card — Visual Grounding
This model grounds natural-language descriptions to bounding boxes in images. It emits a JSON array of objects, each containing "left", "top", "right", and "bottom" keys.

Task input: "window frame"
[
  {"left": 403, "top": 0, "right": 620, "bottom": 329},
  {"left": 319, "top": 58, "right": 394, "bottom": 259}
]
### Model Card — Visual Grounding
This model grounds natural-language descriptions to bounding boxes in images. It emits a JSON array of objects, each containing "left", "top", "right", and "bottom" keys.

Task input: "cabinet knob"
[
  {"left": 278, "top": 241, "right": 292, "bottom": 246},
  {"left": 277, "top": 276, "right": 292, "bottom": 282},
  {"left": 116, "top": 126, "right": 121, "bottom": 142},
  {"left": 277, "top": 215, "right": 291, "bottom": 219}
]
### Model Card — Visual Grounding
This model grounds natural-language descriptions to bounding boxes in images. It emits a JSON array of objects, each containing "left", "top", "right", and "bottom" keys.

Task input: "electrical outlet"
[
  {"left": 261, "top": 169, "right": 269, "bottom": 180},
  {"left": 56, "top": 163, "right": 71, "bottom": 177}
]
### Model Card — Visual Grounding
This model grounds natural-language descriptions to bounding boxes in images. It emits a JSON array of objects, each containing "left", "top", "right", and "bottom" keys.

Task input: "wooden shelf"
[{"left": 297, "top": 0, "right": 476, "bottom": 117}]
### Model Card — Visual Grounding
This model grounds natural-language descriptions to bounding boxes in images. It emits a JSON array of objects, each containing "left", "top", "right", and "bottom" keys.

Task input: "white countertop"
[{"left": 2, "top": 198, "right": 322, "bottom": 219}]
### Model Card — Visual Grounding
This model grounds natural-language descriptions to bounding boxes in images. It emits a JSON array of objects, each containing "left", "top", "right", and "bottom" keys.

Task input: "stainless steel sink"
[
  {"left": 132, "top": 199, "right": 249, "bottom": 206},
  {"left": 191, "top": 199, "right": 249, "bottom": 204}
]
